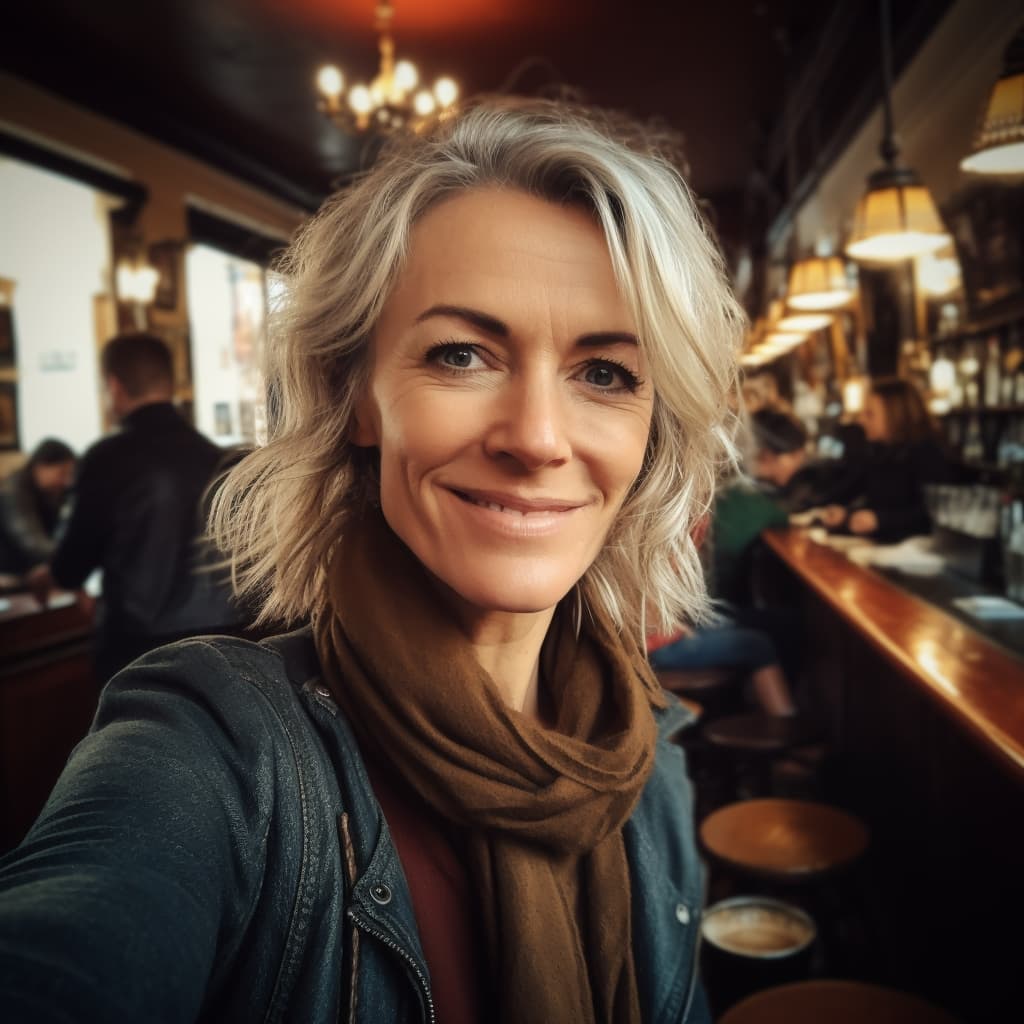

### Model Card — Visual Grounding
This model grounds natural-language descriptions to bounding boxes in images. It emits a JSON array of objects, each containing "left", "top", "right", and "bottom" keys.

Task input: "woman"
[
  {"left": 820, "top": 377, "right": 953, "bottom": 542},
  {"left": 0, "top": 437, "right": 75, "bottom": 577},
  {"left": 0, "top": 100, "right": 742, "bottom": 1023}
]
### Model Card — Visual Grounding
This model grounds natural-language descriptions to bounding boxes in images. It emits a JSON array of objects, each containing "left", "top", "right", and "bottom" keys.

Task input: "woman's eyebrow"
[
  {"left": 415, "top": 304, "right": 508, "bottom": 337},
  {"left": 415, "top": 305, "right": 639, "bottom": 349},
  {"left": 576, "top": 332, "right": 639, "bottom": 348}
]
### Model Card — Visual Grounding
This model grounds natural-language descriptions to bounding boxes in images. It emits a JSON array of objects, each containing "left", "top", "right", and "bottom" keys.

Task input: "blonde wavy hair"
[{"left": 210, "top": 98, "right": 744, "bottom": 640}]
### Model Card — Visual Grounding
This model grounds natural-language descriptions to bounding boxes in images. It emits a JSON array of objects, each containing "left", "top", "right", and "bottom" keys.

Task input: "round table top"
[
  {"left": 719, "top": 979, "right": 960, "bottom": 1024},
  {"left": 700, "top": 798, "right": 869, "bottom": 880}
]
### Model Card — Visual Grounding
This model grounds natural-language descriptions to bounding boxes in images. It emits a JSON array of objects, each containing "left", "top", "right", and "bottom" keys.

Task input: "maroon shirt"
[{"left": 364, "top": 754, "right": 488, "bottom": 1024}]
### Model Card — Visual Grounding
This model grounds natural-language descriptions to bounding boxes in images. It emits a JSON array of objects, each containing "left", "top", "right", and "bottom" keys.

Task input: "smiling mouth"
[{"left": 450, "top": 489, "right": 584, "bottom": 516}]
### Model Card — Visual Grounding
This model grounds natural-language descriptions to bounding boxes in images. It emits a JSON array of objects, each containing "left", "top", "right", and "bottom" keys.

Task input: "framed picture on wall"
[
  {"left": 0, "top": 305, "right": 16, "bottom": 370},
  {"left": 0, "top": 382, "right": 19, "bottom": 450}
]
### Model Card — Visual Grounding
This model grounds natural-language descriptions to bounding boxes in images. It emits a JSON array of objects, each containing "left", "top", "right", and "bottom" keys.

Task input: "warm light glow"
[
  {"left": 348, "top": 84, "right": 373, "bottom": 115},
  {"left": 846, "top": 183, "right": 951, "bottom": 263},
  {"left": 116, "top": 260, "right": 159, "bottom": 304},
  {"left": 916, "top": 250, "right": 962, "bottom": 297},
  {"left": 843, "top": 377, "right": 867, "bottom": 415},
  {"left": 394, "top": 59, "right": 419, "bottom": 92},
  {"left": 778, "top": 312, "right": 833, "bottom": 332},
  {"left": 413, "top": 90, "right": 436, "bottom": 117},
  {"left": 961, "top": 72, "right": 1024, "bottom": 176},
  {"left": 786, "top": 256, "right": 855, "bottom": 311},
  {"left": 316, "top": 64, "right": 344, "bottom": 99},
  {"left": 315, "top": 2, "right": 460, "bottom": 134},
  {"left": 434, "top": 77, "right": 458, "bottom": 108}
]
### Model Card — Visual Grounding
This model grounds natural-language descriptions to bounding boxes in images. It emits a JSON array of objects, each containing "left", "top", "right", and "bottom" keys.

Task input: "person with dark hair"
[
  {"left": 750, "top": 406, "right": 856, "bottom": 514},
  {"left": 26, "top": 332, "right": 240, "bottom": 679},
  {"left": 820, "top": 376, "right": 955, "bottom": 541},
  {"left": 0, "top": 438, "right": 76, "bottom": 576}
]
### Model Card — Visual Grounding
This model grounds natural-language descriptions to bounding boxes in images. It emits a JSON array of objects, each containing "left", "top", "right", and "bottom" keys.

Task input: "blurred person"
[
  {"left": 0, "top": 100, "right": 739, "bottom": 1023},
  {"left": 750, "top": 406, "right": 862, "bottom": 514},
  {"left": 820, "top": 376, "right": 954, "bottom": 541},
  {"left": 0, "top": 438, "right": 75, "bottom": 576},
  {"left": 26, "top": 332, "right": 240, "bottom": 679}
]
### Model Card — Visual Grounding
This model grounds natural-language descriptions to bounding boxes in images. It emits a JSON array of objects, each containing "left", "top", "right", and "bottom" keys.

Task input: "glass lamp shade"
[
  {"left": 778, "top": 311, "right": 833, "bottom": 332},
  {"left": 786, "top": 257, "right": 854, "bottom": 311},
  {"left": 961, "top": 71, "right": 1024, "bottom": 175},
  {"left": 845, "top": 166, "right": 951, "bottom": 262}
]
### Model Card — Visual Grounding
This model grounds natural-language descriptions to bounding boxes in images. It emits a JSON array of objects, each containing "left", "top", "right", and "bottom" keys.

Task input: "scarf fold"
[{"left": 314, "top": 508, "right": 660, "bottom": 1024}]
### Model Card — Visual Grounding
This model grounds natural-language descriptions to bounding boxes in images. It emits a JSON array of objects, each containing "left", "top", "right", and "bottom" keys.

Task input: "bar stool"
[
  {"left": 702, "top": 713, "right": 820, "bottom": 798},
  {"left": 700, "top": 798, "right": 870, "bottom": 976},
  {"left": 718, "top": 979, "right": 960, "bottom": 1024},
  {"left": 654, "top": 666, "right": 744, "bottom": 717},
  {"left": 700, "top": 798, "right": 868, "bottom": 884}
]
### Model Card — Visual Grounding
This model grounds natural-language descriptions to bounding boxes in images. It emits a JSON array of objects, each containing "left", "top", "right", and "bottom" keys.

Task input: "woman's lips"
[{"left": 449, "top": 487, "right": 587, "bottom": 516}]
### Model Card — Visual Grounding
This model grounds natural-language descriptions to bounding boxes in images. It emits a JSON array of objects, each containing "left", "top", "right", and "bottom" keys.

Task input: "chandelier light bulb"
[
  {"left": 348, "top": 84, "right": 373, "bottom": 115},
  {"left": 316, "top": 65, "right": 344, "bottom": 99},
  {"left": 413, "top": 90, "right": 436, "bottom": 117},
  {"left": 434, "top": 77, "right": 458, "bottom": 108},
  {"left": 394, "top": 60, "right": 419, "bottom": 93}
]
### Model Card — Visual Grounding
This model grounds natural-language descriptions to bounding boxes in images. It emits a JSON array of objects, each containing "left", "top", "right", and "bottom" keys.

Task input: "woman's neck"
[{"left": 439, "top": 589, "right": 557, "bottom": 722}]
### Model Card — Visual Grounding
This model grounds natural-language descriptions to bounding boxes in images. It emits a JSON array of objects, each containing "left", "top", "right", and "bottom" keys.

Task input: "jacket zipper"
[
  {"left": 347, "top": 909, "right": 437, "bottom": 1024},
  {"left": 681, "top": 922, "right": 701, "bottom": 1021}
]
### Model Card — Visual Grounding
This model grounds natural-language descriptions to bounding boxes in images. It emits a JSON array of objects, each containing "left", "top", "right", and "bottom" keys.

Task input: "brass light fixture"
[
  {"left": 316, "top": 1, "right": 458, "bottom": 133},
  {"left": 961, "top": 29, "right": 1024, "bottom": 176},
  {"left": 786, "top": 256, "right": 855, "bottom": 311},
  {"left": 845, "top": 0, "right": 951, "bottom": 262}
]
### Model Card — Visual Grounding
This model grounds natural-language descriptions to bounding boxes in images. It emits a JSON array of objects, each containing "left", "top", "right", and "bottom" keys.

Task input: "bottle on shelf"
[
  {"left": 963, "top": 412, "right": 985, "bottom": 463},
  {"left": 959, "top": 339, "right": 981, "bottom": 407},
  {"left": 984, "top": 334, "right": 1002, "bottom": 407}
]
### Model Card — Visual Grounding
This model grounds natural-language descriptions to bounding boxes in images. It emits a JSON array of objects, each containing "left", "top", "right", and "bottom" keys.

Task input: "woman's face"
[
  {"left": 354, "top": 187, "right": 654, "bottom": 620},
  {"left": 861, "top": 393, "right": 889, "bottom": 443}
]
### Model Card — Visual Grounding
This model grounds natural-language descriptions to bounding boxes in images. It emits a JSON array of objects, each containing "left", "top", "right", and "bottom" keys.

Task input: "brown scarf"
[{"left": 314, "top": 508, "right": 663, "bottom": 1024}]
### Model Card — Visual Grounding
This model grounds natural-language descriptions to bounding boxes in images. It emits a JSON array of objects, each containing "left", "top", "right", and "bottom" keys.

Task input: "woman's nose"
[{"left": 483, "top": 374, "right": 572, "bottom": 470}]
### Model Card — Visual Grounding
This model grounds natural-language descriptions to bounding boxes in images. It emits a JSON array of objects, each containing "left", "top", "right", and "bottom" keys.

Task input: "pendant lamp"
[
  {"left": 845, "top": 0, "right": 951, "bottom": 262},
  {"left": 961, "top": 29, "right": 1024, "bottom": 176},
  {"left": 786, "top": 256, "right": 855, "bottom": 311}
]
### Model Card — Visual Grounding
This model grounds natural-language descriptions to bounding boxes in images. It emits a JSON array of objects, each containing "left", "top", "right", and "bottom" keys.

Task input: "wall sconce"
[{"left": 116, "top": 258, "right": 159, "bottom": 327}]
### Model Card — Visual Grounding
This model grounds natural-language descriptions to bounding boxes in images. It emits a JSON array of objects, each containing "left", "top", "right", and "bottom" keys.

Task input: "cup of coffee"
[{"left": 699, "top": 896, "right": 816, "bottom": 1015}]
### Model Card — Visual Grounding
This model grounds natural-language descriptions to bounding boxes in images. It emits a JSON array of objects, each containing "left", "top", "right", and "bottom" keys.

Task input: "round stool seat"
[
  {"left": 700, "top": 798, "right": 868, "bottom": 881},
  {"left": 704, "top": 713, "right": 818, "bottom": 754},
  {"left": 655, "top": 667, "right": 741, "bottom": 696},
  {"left": 719, "top": 979, "right": 959, "bottom": 1024}
]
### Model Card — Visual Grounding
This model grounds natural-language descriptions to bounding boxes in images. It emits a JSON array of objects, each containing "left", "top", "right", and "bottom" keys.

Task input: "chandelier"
[{"left": 315, "top": 1, "right": 458, "bottom": 133}]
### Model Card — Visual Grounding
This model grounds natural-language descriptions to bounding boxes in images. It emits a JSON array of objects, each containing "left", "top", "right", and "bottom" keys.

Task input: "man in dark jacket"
[{"left": 27, "top": 332, "right": 241, "bottom": 679}]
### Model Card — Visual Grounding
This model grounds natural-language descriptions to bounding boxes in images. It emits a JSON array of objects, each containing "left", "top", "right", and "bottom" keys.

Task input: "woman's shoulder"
[{"left": 97, "top": 628, "right": 322, "bottom": 760}]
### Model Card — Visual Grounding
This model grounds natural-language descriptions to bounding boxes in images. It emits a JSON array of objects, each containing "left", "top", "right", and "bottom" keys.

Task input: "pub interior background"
[{"left": 2, "top": 1, "right": 1024, "bottom": 1021}]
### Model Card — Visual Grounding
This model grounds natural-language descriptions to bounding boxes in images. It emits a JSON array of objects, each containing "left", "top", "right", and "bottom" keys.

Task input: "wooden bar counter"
[
  {"left": 760, "top": 528, "right": 1024, "bottom": 1024},
  {"left": 762, "top": 527, "right": 1024, "bottom": 778},
  {"left": 0, "top": 592, "right": 98, "bottom": 852}
]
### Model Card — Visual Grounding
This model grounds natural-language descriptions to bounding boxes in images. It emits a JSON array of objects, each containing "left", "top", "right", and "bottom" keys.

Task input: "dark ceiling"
[{"left": 2, "top": 0, "right": 951, "bottom": 246}]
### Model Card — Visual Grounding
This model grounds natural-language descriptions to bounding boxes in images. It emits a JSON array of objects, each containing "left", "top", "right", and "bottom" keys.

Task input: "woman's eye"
[
  {"left": 427, "top": 342, "right": 484, "bottom": 370},
  {"left": 580, "top": 360, "right": 641, "bottom": 392}
]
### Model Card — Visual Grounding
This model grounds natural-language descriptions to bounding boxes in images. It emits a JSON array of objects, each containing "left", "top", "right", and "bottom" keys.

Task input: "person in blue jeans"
[{"left": 0, "top": 101, "right": 743, "bottom": 1023}]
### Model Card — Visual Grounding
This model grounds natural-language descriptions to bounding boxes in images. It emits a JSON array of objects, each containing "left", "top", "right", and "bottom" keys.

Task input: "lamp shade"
[
  {"left": 786, "top": 257, "right": 854, "bottom": 311},
  {"left": 845, "top": 166, "right": 951, "bottom": 262},
  {"left": 961, "top": 70, "right": 1024, "bottom": 175}
]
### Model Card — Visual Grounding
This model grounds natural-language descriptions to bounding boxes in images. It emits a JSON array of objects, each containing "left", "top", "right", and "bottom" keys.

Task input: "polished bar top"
[{"left": 763, "top": 528, "right": 1024, "bottom": 779}]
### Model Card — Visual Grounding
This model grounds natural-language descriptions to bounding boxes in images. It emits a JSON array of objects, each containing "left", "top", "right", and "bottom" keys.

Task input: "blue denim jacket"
[{"left": 0, "top": 629, "right": 710, "bottom": 1023}]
